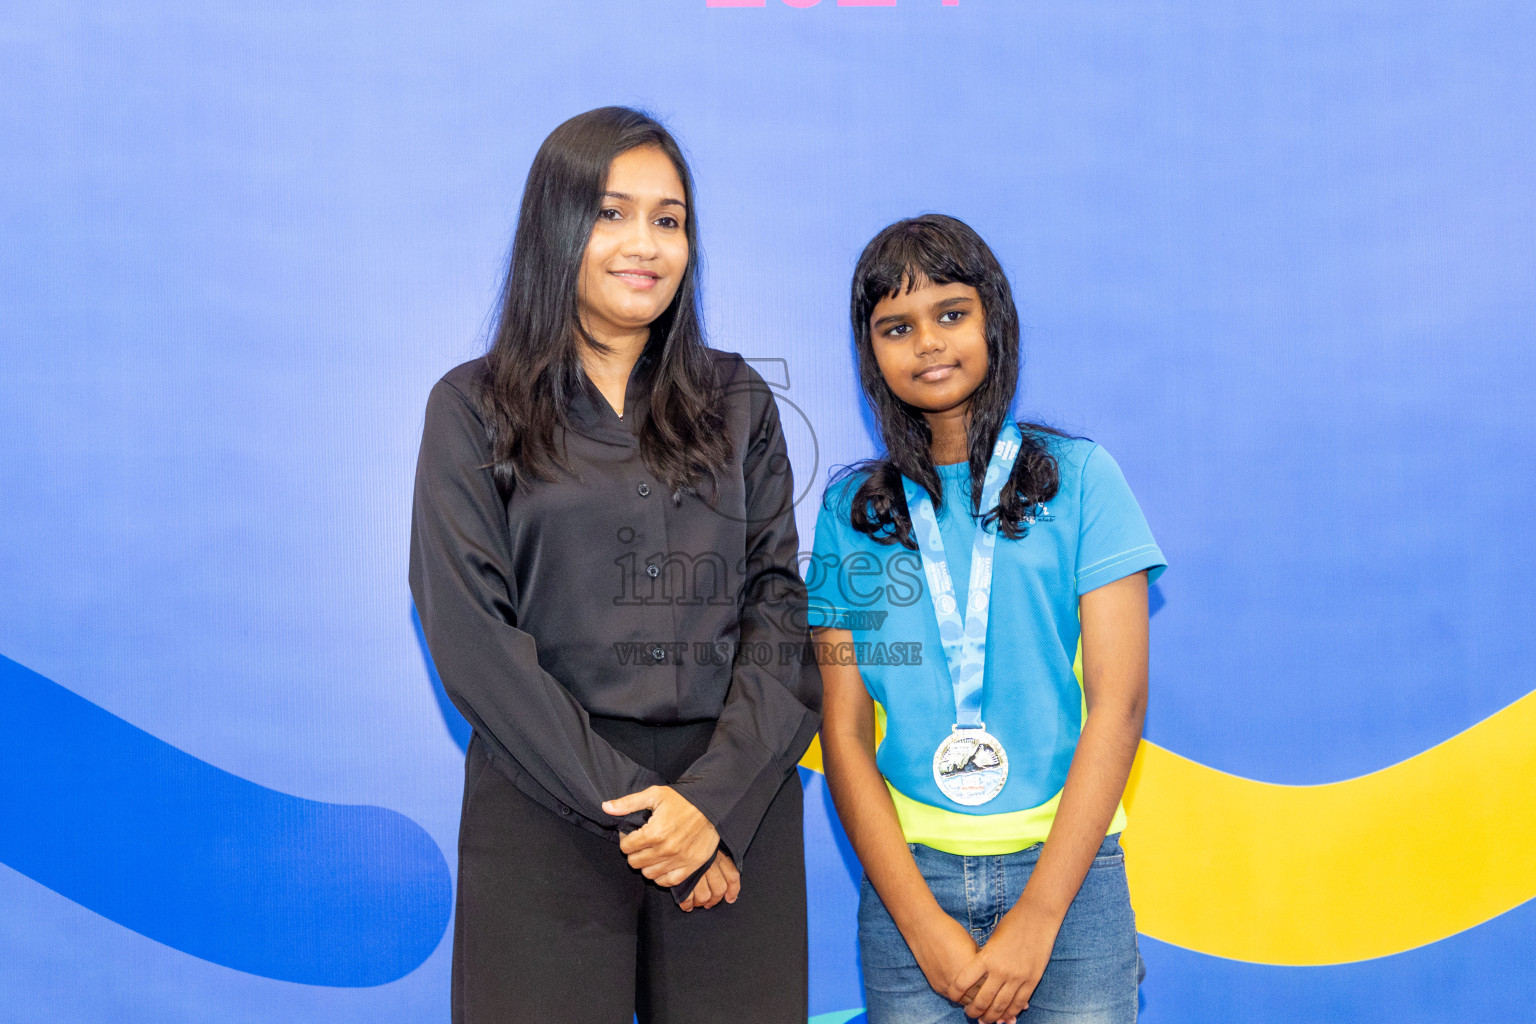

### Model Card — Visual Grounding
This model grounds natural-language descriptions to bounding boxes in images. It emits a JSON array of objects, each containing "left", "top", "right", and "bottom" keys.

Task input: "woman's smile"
[{"left": 610, "top": 267, "right": 661, "bottom": 290}]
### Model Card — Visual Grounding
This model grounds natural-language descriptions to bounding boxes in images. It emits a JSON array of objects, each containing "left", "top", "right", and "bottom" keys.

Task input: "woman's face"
[
  {"left": 576, "top": 145, "right": 690, "bottom": 347},
  {"left": 868, "top": 276, "right": 990, "bottom": 418}
]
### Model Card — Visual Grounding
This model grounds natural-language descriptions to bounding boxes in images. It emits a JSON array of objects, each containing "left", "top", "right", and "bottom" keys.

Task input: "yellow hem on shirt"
[{"left": 887, "top": 779, "right": 1128, "bottom": 856}]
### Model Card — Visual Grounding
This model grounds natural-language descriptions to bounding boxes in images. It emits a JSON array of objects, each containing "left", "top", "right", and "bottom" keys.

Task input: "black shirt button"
[
  {"left": 646, "top": 564, "right": 660, "bottom": 578},
  {"left": 637, "top": 482, "right": 650, "bottom": 497},
  {"left": 651, "top": 646, "right": 666, "bottom": 661}
]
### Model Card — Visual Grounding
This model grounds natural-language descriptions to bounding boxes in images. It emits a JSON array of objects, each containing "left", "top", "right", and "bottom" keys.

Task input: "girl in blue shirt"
[{"left": 811, "top": 215, "right": 1165, "bottom": 1024}]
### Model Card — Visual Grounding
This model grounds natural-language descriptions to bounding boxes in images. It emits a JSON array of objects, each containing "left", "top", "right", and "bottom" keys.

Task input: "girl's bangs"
[{"left": 860, "top": 231, "right": 982, "bottom": 308}]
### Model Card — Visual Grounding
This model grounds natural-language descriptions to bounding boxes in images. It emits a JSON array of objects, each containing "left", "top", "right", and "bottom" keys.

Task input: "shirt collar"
[{"left": 566, "top": 349, "right": 654, "bottom": 448}]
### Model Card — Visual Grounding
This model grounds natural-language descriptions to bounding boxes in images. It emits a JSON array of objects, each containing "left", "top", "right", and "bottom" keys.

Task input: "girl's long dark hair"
[
  {"left": 480, "top": 106, "right": 729, "bottom": 501},
  {"left": 833, "top": 214, "right": 1064, "bottom": 549}
]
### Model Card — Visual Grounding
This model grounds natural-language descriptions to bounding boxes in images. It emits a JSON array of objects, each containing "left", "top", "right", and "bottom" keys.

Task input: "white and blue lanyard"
[{"left": 901, "top": 421, "right": 1021, "bottom": 804}]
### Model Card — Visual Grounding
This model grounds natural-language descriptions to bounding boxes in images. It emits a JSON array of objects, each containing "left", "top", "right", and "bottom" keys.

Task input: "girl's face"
[
  {"left": 868, "top": 276, "right": 990, "bottom": 419},
  {"left": 576, "top": 145, "right": 690, "bottom": 346}
]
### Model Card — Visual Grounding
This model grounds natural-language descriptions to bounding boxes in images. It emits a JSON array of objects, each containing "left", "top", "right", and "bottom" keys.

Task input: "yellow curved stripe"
[
  {"left": 801, "top": 688, "right": 1536, "bottom": 964},
  {"left": 800, "top": 733, "right": 826, "bottom": 774},
  {"left": 1121, "top": 686, "right": 1536, "bottom": 964}
]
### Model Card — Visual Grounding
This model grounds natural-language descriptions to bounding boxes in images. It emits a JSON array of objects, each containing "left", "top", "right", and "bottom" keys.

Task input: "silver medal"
[{"left": 932, "top": 726, "right": 1009, "bottom": 806}]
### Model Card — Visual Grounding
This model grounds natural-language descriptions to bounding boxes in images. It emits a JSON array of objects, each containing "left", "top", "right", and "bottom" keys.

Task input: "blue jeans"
[{"left": 858, "top": 835, "right": 1143, "bottom": 1024}]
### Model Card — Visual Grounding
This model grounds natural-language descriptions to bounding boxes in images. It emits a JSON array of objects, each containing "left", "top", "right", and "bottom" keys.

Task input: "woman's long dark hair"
[
  {"left": 480, "top": 106, "right": 729, "bottom": 501},
  {"left": 833, "top": 214, "right": 1064, "bottom": 549}
]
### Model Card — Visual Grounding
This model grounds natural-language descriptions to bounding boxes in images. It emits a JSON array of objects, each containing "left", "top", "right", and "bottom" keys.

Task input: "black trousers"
[{"left": 451, "top": 717, "right": 808, "bottom": 1023}]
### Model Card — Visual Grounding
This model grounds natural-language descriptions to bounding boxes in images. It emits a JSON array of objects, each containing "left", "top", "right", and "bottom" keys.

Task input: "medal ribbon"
[{"left": 902, "top": 421, "right": 1022, "bottom": 730}]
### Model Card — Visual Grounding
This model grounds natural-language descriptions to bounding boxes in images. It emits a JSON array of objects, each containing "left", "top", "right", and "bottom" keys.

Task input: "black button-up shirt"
[{"left": 409, "top": 349, "right": 821, "bottom": 884}]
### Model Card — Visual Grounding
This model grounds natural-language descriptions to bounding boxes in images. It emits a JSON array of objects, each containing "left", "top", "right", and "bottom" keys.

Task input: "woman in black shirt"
[{"left": 409, "top": 107, "right": 821, "bottom": 1022}]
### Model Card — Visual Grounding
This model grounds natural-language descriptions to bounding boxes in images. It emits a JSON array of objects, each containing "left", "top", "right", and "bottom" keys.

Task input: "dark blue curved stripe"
[{"left": 0, "top": 654, "right": 451, "bottom": 986}]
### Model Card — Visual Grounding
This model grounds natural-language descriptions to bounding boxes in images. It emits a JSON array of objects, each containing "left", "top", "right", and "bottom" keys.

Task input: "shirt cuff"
[
  {"left": 667, "top": 842, "right": 722, "bottom": 905},
  {"left": 1076, "top": 545, "right": 1167, "bottom": 595},
  {"left": 807, "top": 598, "right": 871, "bottom": 631},
  {"left": 682, "top": 709, "right": 818, "bottom": 866}
]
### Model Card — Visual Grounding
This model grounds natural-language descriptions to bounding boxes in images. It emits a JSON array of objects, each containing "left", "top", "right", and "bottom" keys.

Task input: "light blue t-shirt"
[{"left": 808, "top": 435, "right": 1166, "bottom": 835}]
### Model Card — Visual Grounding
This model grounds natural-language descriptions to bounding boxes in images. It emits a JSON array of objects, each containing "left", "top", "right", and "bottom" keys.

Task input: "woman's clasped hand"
[{"left": 603, "top": 785, "right": 736, "bottom": 903}]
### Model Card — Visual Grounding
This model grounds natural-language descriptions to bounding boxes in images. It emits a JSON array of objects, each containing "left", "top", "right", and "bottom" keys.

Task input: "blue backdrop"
[{"left": 3, "top": 1, "right": 1534, "bottom": 1021}]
